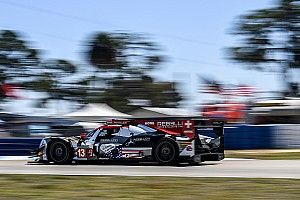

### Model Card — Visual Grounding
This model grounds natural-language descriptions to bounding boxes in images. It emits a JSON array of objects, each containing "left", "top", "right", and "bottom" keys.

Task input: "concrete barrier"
[
  {"left": 0, "top": 138, "right": 41, "bottom": 156},
  {"left": 224, "top": 125, "right": 275, "bottom": 149},
  {"left": 198, "top": 124, "right": 300, "bottom": 150},
  {"left": 273, "top": 124, "right": 300, "bottom": 149}
]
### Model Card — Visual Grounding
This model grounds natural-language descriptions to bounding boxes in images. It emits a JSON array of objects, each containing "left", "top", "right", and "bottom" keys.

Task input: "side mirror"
[{"left": 80, "top": 132, "right": 87, "bottom": 140}]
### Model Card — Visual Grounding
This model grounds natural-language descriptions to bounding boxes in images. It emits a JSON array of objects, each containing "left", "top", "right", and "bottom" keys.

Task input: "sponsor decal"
[
  {"left": 156, "top": 121, "right": 183, "bottom": 128},
  {"left": 99, "top": 144, "right": 122, "bottom": 159},
  {"left": 132, "top": 137, "right": 150, "bottom": 142},
  {"left": 144, "top": 121, "right": 155, "bottom": 126},
  {"left": 100, "top": 144, "right": 116, "bottom": 153},
  {"left": 184, "top": 120, "right": 192, "bottom": 129},
  {"left": 122, "top": 150, "right": 143, "bottom": 158},
  {"left": 100, "top": 138, "right": 118, "bottom": 143},
  {"left": 143, "top": 121, "right": 184, "bottom": 128}
]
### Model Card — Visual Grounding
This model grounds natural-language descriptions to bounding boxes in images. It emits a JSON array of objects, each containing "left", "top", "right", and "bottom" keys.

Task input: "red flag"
[
  {"left": 199, "top": 77, "right": 223, "bottom": 94},
  {"left": 235, "top": 85, "right": 254, "bottom": 96},
  {"left": 1, "top": 84, "right": 19, "bottom": 99}
]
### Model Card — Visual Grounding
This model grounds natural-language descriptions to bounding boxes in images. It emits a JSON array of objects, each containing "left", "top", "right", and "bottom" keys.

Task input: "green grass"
[
  {"left": 0, "top": 175, "right": 299, "bottom": 199},
  {"left": 225, "top": 151, "right": 300, "bottom": 160}
]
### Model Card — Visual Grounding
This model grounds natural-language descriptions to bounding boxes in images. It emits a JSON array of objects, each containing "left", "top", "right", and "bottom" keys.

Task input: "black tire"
[
  {"left": 46, "top": 140, "right": 73, "bottom": 164},
  {"left": 154, "top": 138, "right": 179, "bottom": 165}
]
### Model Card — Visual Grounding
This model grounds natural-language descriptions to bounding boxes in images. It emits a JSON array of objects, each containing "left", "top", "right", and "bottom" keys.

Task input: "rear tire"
[
  {"left": 154, "top": 138, "right": 179, "bottom": 165},
  {"left": 46, "top": 140, "right": 73, "bottom": 164}
]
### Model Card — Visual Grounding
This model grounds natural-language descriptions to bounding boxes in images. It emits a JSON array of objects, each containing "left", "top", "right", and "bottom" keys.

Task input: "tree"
[
  {"left": 87, "top": 32, "right": 163, "bottom": 73},
  {"left": 0, "top": 29, "right": 183, "bottom": 113},
  {"left": 227, "top": 0, "right": 300, "bottom": 96},
  {"left": 0, "top": 30, "right": 86, "bottom": 108},
  {"left": 0, "top": 30, "right": 40, "bottom": 101},
  {"left": 0, "top": 30, "right": 40, "bottom": 80},
  {"left": 100, "top": 76, "right": 182, "bottom": 112},
  {"left": 85, "top": 32, "right": 182, "bottom": 111}
]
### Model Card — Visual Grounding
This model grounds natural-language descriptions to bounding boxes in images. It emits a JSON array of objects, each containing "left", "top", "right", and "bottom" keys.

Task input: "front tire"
[
  {"left": 46, "top": 140, "right": 73, "bottom": 164},
  {"left": 154, "top": 138, "right": 179, "bottom": 165}
]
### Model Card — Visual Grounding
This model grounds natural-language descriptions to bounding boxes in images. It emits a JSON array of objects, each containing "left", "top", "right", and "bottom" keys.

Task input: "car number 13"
[{"left": 77, "top": 148, "right": 93, "bottom": 158}]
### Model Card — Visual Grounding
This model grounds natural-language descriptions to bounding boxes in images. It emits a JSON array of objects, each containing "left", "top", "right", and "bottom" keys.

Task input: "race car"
[{"left": 29, "top": 118, "right": 224, "bottom": 165}]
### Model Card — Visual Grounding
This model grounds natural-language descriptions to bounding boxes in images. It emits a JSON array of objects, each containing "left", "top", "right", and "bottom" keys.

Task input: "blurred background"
[{"left": 0, "top": 0, "right": 299, "bottom": 155}]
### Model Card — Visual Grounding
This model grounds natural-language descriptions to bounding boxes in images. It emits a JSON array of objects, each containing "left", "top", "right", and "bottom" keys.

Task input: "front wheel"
[
  {"left": 154, "top": 139, "right": 179, "bottom": 165},
  {"left": 46, "top": 140, "right": 73, "bottom": 164}
]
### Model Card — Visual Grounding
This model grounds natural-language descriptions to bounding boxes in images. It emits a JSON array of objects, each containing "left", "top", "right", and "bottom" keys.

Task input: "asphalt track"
[{"left": 0, "top": 159, "right": 299, "bottom": 179}]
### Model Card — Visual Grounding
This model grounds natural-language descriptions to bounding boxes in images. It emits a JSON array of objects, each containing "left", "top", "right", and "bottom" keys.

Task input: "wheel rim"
[
  {"left": 157, "top": 143, "right": 175, "bottom": 162},
  {"left": 50, "top": 142, "right": 68, "bottom": 163}
]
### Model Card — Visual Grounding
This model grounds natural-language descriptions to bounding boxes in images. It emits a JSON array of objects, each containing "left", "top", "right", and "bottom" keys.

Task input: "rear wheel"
[
  {"left": 47, "top": 140, "right": 72, "bottom": 164},
  {"left": 154, "top": 139, "right": 179, "bottom": 165}
]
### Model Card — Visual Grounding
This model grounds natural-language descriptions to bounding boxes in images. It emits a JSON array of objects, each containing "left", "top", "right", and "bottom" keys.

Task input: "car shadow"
[{"left": 27, "top": 160, "right": 221, "bottom": 167}]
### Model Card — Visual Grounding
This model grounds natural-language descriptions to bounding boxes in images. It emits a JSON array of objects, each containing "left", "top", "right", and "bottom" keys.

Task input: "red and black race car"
[{"left": 29, "top": 117, "right": 224, "bottom": 165}]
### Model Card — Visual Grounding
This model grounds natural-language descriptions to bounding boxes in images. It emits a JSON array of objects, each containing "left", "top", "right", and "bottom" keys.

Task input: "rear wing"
[{"left": 111, "top": 117, "right": 224, "bottom": 139}]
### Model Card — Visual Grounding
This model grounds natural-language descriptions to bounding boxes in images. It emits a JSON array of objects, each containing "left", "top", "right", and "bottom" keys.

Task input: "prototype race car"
[{"left": 29, "top": 118, "right": 224, "bottom": 165}]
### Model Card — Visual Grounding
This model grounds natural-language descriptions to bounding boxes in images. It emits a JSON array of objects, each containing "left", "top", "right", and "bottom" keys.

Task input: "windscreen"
[
  {"left": 86, "top": 128, "right": 99, "bottom": 138},
  {"left": 137, "top": 124, "right": 156, "bottom": 133}
]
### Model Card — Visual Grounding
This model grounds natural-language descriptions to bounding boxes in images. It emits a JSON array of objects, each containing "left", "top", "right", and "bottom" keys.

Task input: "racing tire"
[
  {"left": 46, "top": 139, "right": 73, "bottom": 164},
  {"left": 154, "top": 138, "right": 179, "bottom": 165}
]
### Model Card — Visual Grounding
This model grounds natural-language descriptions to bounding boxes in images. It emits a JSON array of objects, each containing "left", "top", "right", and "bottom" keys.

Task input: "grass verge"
[
  {"left": 0, "top": 175, "right": 299, "bottom": 199},
  {"left": 225, "top": 150, "right": 300, "bottom": 160}
]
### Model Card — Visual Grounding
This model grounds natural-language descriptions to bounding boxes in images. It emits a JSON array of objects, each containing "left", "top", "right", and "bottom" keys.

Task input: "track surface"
[{"left": 0, "top": 159, "right": 299, "bottom": 179}]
